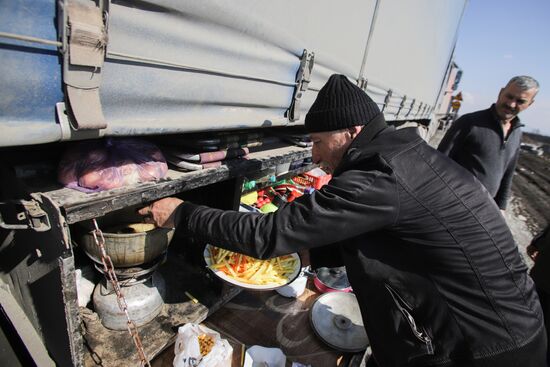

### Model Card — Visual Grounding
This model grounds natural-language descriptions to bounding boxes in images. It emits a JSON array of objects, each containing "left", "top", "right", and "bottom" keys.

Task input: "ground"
[
  {"left": 505, "top": 137, "right": 550, "bottom": 266},
  {"left": 511, "top": 143, "right": 550, "bottom": 234}
]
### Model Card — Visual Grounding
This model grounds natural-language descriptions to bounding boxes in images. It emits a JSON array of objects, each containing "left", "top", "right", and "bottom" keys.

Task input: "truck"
[{"left": 0, "top": 0, "right": 467, "bottom": 365}]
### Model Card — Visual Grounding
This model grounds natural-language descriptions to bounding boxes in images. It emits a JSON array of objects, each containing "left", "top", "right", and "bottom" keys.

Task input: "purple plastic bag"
[{"left": 58, "top": 138, "right": 168, "bottom": 192}]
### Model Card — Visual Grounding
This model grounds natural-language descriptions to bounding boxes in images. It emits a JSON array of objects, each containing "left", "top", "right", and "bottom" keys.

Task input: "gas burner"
[
  {"left": 94, "top": 252, "right": 167, "bottom": 285},
  {"left": 93, "top": 272, "right": 166, "bottom": 330}
]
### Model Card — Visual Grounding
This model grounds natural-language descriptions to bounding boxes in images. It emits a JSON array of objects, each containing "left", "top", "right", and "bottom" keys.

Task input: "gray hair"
[{"left": 507, "top": 75, "right": 540, "bottom": 94}]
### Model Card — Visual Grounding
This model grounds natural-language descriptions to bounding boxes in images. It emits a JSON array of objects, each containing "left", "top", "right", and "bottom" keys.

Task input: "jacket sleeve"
[
  {"left": 175, "top": 169, "right": 399, "bottom": 259},
  {"left": 494, "top": 148, "right": 520, "bottom": 209},
  {"left": 308, "top": 243, "right": 345, "bottom": 269},
  {"left": 531, "top": 225, "right": 550, "bottom": 251},
  {"left": 437, "top": 116, "right": 469, "bottom": 156}
]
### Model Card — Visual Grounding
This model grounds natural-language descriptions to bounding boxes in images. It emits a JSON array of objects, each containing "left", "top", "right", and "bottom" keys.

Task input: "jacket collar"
[
  {"left": 332, "top": 113, "right": 388, "bottom": 176},
  {"left": 350, "top": 113, "right": 389, "bottom": 148},
  {"left": 489, "top": 104, "right": 523, "bottom": 130}
]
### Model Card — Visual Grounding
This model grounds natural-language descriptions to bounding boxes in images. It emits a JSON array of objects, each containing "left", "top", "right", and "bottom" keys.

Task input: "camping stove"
[{"left": 92, "top": 256, "right": 166, "bottom": 330}]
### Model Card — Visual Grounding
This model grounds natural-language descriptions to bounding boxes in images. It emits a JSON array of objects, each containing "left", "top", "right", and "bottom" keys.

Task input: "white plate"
[
  {"left": 203, "top": 244, "right": 301, "bottom": 291},
  {"left": 243, "top": 345, "right": 286, "bottom": 367}
]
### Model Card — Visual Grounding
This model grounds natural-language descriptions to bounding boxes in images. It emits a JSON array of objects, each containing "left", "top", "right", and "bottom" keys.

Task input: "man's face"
[
  {"left": 495, "top": 82, "right": 536, "bottom": 122},
  {"left": 310, "top": 129, "right": 356, "bottom": 173}
]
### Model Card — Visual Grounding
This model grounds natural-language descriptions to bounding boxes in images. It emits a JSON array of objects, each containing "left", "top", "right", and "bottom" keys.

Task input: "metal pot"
[
  {"left": 310, "top": 266, "right": 352, "bottom": 293},
  {"left": 79, "top": 221, "right": 174, "bottom": 267}
]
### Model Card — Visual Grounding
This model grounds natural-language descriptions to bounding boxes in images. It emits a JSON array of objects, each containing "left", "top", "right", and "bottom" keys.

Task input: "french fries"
[{"left": 208, "top": 246, "right": 298, "bottom": 286}]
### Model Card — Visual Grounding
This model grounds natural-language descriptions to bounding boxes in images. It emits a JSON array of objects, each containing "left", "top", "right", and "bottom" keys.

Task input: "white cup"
[{"left": 276, "top": 268, "right": 307, "bottom": 298}]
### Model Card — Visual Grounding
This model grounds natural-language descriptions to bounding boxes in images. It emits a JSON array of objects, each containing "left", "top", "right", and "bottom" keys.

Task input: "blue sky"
[{"left": 453, "top": 0, "right": 550, "bottom": 136}]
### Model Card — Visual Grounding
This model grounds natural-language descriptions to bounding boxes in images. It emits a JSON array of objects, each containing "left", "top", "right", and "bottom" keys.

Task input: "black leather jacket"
[{"left": 177, "top": 116, "right": 545, "bottom": 366}]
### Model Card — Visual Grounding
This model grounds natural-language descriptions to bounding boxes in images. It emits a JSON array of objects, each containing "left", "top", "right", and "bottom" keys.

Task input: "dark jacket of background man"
[
  {"left": 437, "top": 75, "right": 538, "bottom": 210},
  {"left": 437, "top": 105, "right": 522, "bottom": 209}
]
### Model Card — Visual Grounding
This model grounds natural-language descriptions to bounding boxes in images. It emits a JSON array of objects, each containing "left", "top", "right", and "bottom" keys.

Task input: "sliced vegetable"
[{"left": 208, "top": 246, "right": 297, "bottom": 286}]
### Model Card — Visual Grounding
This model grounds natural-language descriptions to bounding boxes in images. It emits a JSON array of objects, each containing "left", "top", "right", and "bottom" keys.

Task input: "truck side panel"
[
  {"left": 0, "top": 0, "right": 63, "bottom": 146},
  {"left": 0, "top": 0, "right": 467, "bottom": 147}
]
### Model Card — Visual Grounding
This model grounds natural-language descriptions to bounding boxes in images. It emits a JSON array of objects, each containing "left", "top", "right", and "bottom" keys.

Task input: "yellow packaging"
[{"left": 240, "top": 191, "right": 258, "bottom": 205}]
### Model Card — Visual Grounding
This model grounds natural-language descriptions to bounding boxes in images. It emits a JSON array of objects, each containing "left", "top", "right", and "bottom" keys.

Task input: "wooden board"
[
  {"left": 152, "top": 279, "right": 362, "bottom": 367},
  {"left": 38, "top": 145, "right": 311, "bottom": 224}
]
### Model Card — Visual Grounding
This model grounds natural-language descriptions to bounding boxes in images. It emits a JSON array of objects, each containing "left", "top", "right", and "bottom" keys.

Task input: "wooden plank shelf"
[{"left": 38, "top": 145, "right": 311, "bottom": 224}]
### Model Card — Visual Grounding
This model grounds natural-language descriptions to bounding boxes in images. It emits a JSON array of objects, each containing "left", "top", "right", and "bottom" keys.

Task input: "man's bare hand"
[
  {"left": 138, "top": 197, "right": 184, "bottom": 229},
  {"left": 526, "top": 244, "right": 539, "bottom": 262}
]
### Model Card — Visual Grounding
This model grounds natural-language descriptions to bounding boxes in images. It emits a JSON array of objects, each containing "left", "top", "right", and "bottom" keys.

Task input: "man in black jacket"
[
  {"left": 142, "top": 75, "right": 547, "bottom": 366},
  {"left": 437, "top": 76, "right": 539, "bottom": 210}
]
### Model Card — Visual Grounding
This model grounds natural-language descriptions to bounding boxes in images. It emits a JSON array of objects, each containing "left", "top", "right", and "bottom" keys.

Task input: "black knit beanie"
[{"left": 305, "top": 74, "right": 381, "bottom": 133}]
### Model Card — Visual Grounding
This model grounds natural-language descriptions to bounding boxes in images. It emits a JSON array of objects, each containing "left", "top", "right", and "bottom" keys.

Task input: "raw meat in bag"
[{"left": 58, "top": 138, "right": 168, "bottom": 192}]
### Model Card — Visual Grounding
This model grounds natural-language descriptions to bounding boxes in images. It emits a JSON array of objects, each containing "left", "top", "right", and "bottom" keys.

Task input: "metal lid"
[
  {"left": 310, "top": 292, "right": 369, "bottom": 352},
  {"left": 316, "top": 266, "right": 350, "bottom": 290}
]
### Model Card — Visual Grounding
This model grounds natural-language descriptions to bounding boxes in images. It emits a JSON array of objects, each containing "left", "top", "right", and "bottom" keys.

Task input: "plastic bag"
[
  {"left": 173, "top": 323, "right": 233, "bottom": 367},
  {"left": 58, "top": 138, "right": 168, "bottom": 192}
]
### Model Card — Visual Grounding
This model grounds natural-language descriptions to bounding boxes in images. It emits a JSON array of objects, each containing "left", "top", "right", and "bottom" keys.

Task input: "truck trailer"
[{"left": 0, "top": 0, "right": 467, "bottom": 365}]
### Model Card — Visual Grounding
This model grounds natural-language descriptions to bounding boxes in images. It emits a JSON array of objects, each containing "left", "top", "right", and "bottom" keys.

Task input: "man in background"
[{"left": 438, "top": 75, "right": 539, "bottom": 210}]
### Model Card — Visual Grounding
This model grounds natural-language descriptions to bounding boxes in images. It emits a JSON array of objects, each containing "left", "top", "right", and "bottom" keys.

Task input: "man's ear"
[{"left": 348, "top": 126, "right": 362, "bottom": 139}]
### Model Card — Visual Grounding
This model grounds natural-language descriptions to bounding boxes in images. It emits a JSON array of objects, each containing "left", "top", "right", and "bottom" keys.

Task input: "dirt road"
[
  {"left": 506, "top": 149, "right": 550, "bottom": 266},
  {"left": 512, "top": 151, "right": 550, "bottom": 232}
]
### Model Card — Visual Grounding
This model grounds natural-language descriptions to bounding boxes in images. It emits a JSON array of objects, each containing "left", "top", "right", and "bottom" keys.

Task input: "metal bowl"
[{"left": 79, "top": 220, "right": 174, "bottom": 268}]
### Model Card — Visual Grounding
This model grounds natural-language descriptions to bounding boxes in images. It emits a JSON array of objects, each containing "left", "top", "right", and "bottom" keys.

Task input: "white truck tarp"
[{"left": 0, "top": 0, "right": 467, "bottom": 147}]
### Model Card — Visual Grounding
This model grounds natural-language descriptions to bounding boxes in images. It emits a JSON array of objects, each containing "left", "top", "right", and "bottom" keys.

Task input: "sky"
[{"left": 453, "top": 0, "right": 550, "bottom": 136}]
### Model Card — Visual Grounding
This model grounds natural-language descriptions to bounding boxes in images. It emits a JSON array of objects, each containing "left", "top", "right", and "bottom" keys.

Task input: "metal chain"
[{"left": 92, "top": 219, "right": 151, "bottom": 367}]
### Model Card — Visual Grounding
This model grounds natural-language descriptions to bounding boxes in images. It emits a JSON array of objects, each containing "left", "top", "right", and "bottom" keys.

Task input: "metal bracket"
[
  {"left": 396, "top": 95, "right": 407, "bottom": 117},
  {"left": 406, "top": 99, "right": 416, "bottom": 117},
  {"left": 357, "top": 77, "right": 368, "bottom": 91},
  {"left": 286, "top": 49, "right": 315, "bottom": 122},
  {"left": 416, "top": 102, "right": 424, "bottom": 117},
  {"left": 421, "top": 104, "right": 429, "bottom": 117},
  {"left": 381, "top": 89, "right": 393, "bottom": 112},
  {"left": 0, "top": 199, "right": 51, "bottom": 232}
]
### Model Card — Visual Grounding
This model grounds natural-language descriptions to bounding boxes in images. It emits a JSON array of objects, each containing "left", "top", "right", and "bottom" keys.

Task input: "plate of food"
[{"left": 203, "top": 244, "right": 301, "bottom": 290}]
